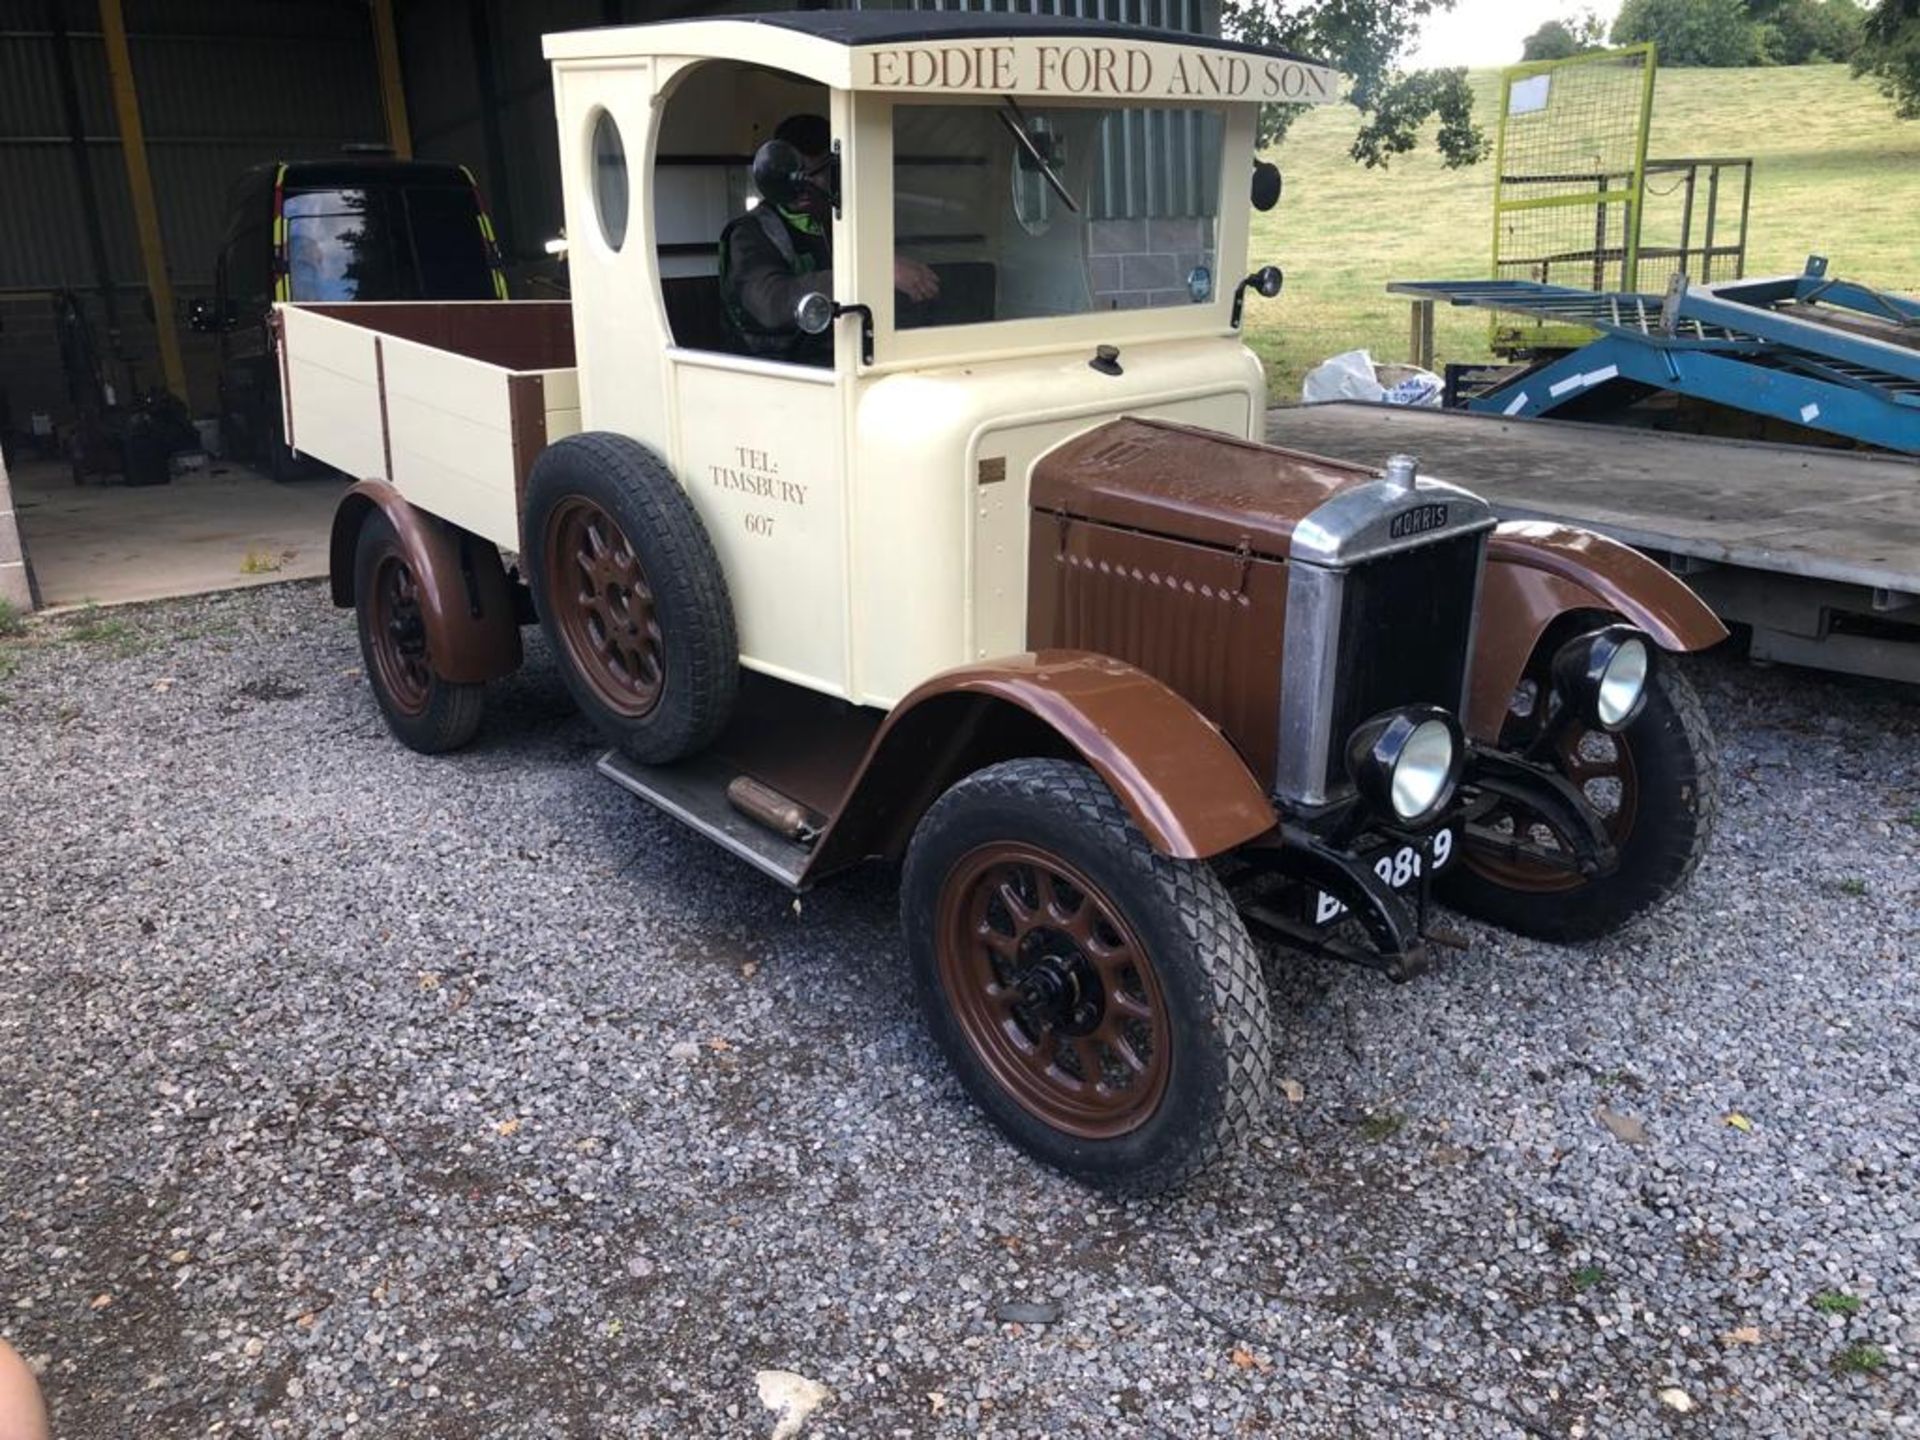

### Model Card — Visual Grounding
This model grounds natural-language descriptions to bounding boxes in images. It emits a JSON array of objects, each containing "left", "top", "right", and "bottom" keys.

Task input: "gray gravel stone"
[
  {"left": 0, "top": 581, "right": 1914, "bottom": 1437},
  {"left": 994, "top": 1302, "right": 1062, "bottom": 1326}
]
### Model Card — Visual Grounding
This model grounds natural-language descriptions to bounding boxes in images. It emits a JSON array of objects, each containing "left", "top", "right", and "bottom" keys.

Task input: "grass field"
[{"left": 1244, "top": 63, "right": 1920, "bottom": 400}]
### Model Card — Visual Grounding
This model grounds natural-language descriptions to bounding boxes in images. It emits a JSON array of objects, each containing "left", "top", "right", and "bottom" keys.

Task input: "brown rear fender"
[
  {"left": 803, "top": 652, "right": 1277, "bottom": 882},
  {"left": 1469, "top": 522, "right": 1727, "bottom": 739},
  {"left": 329, "top": 480, "right": 523, "bottom": 685}
]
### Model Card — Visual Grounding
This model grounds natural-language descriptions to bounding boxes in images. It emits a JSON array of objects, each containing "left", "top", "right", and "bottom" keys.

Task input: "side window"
[
  {"left": 591, "top": 110, "right": 629, "bottom": 251},
  {"left": 649, "top": 61, "right": 831, "bottom": 363}
]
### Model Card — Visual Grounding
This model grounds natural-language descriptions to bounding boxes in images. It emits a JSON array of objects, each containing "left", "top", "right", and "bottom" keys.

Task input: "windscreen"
[
  {"left": 283, "top": 184, "right": 494, "bottom": 302},
  {"left": 892, "top": 102, "right": 1224, "bottom": 331}
]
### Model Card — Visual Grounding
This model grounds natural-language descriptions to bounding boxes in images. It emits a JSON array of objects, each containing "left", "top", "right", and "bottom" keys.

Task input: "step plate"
[{"left": 596, "top": 750, "right": 810, "bottom": 891}]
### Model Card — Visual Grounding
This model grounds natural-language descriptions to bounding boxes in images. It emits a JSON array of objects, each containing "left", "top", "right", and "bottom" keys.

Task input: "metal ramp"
[{"left": 1389, "top": 256, "right": 1920, "bottom": 454}]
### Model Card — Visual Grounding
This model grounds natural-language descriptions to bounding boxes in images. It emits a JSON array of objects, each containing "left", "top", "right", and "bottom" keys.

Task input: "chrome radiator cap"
[{"left": 1290, "top": 456, "right": 1496, "bottom": 570}]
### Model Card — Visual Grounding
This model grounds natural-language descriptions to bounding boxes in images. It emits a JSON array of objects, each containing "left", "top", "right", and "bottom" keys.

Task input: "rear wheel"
[
  {"left": 1444, "top": 661, "right": 1717, "bottom": 940},
  {"left": 902, "top": 759, "right": 1274, "bottom": 1194},
  {"left": 524, "top": 433, "right": 737, "bottom": 764},
  {"left": 353, "top": 511, "right": 485, "bottom": 753}
]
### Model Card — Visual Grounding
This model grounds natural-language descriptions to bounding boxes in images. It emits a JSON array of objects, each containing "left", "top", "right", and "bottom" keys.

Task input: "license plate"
[{"left": 1312, "top": 828, "right": 1457, "bottom": 926}]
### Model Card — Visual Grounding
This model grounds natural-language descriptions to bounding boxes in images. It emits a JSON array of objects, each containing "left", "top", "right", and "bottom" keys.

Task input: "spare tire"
[{"left": 524, "top": 433, "right": 738, "bottom": 764}]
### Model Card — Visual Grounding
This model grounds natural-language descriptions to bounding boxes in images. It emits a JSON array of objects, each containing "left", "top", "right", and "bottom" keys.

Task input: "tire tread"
[
  {"left": 1450, "top": 661, "right": 1718, "bottom": 942},
  {"left": 525, "top": 433, "right": 738, "bottom": 762},
  {"left": 906, "top": 758, "right": 1274, "bottom": 1194},
  {"left": 352, "top": 512, "right": 487, "bottom": 754}
]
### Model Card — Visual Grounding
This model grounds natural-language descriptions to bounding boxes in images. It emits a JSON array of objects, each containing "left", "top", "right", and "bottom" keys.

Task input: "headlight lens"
[
  {"left": 1347, "top": 706, "right": 1463, "bottom": 825},
  {"left": 1595, "top": 637, "right": 1649, "bottom": 729},
  {"left": 1552, "top": 626, "right": 1653, "bottom": 732},
  {"left": 1391, "top": 719, "right": 1456, "bottom": 820}
]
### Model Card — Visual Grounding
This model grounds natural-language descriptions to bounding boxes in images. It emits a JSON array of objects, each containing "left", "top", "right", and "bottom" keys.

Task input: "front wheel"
[
  {"left": 901, "top": 759, "right": 1275, "bottom": 1194},
  {"left": 1444, "top": 660, "right": 1717, "bottom": 941}
]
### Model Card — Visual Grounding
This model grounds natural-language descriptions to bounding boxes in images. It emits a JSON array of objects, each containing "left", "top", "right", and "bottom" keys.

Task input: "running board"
[{"left": 595, "top": 750, "right": 810, "bottom": 891}]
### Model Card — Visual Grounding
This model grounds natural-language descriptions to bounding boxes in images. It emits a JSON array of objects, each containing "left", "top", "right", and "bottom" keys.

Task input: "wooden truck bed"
[
  {"left": 277, "top": 301, "right": 581, "bottom": 551},
  {"left": 1268, "top": 402, "right": 1920, "bottom": 683}
]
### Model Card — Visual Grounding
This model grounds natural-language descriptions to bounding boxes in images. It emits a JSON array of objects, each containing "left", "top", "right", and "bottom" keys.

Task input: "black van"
[{"left": 193, "top": 158, "right": 505, "bottom": 476}]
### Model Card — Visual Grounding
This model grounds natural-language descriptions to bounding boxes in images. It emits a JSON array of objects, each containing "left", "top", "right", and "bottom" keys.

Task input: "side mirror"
[
  {"left": 1251, "top": 160, "right": 1283, "bottom": 212},
  {"left": 790, "top": 292, "right": 873, "bottom": 365},
  {"left": 793, "top": 291, "right": 833, "bottom": 336},
  {"left": 752, "top": 138, "right": 807, "bottom": 207},
  {"left": 1230, "top": 265, "right": 1285, "bottom": 328}
]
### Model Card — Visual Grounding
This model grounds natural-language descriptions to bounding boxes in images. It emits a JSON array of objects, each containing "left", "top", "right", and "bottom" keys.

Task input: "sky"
[{"left": 1409, "top": 0, "right": 1624, "bottom": 69}]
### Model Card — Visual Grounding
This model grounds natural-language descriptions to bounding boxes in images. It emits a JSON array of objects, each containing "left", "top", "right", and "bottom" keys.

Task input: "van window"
[{"left": 283, "top": 184, "right": 494, "bottom": 302}]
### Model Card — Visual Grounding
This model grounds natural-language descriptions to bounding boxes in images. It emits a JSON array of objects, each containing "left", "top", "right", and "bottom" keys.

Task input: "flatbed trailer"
[{"left": 1268, "top": 402, "right": 1920, "bottom": 685}]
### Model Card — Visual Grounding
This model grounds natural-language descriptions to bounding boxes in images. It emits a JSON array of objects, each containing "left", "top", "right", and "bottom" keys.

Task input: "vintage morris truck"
[{"left": 283, "top": 13, "right": 1725, "bottom": 1192}]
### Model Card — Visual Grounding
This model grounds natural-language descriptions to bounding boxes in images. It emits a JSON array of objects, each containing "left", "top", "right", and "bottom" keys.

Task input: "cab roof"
[
  {"left": 543, "top": 12, "right": 1340, "bottom": 106},
  {"left": 702, "top": 12, "right": 1317, "bottom": 61}
]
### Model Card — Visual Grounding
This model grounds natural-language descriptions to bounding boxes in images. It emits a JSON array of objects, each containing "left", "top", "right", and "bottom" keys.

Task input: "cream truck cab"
[{"left": 289, "top": 14, "right": 1725, "bottom": 1192}]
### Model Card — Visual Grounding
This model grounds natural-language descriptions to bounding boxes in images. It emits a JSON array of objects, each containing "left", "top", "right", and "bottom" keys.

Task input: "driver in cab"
[{"left": 720, "top": 114, "right": 940, "bottom": 364}]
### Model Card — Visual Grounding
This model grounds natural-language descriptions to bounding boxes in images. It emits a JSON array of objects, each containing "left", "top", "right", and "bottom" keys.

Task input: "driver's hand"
[{"left": 894, "top": 258, "right": 941, "bottom": 303}]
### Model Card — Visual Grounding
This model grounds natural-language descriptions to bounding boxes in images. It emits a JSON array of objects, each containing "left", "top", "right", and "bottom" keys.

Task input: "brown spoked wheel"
[
  {"left": 1443, "top": 660, "right": 1717, "bottom": 942},
  {"left": 351, "top": 509, "right": 485, "bottom": 754},
  {"left": 523, "top": 433, "right": 738, "bottom": 765},
  {"left": 366, "top": 549, "right": 433, "bottom": 719},
  {"left": 1465, "top": 722, "right": 1640, "bottom": 894},
  {"left": 543, "top": 496, "right": 664, "bottom": 719},
  {"left": 902, "top": 758, "right": 1274, "bottom": 1194},
  {"left": 937, "top": 843, "right": 1171, "bottom": 1140}
]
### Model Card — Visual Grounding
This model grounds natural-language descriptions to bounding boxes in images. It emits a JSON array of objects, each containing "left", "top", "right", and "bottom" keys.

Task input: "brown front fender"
[
  {"left": 1469, "top": 522, "right": 1727, "bottom": 739},
  {"left": 329, "top": 479, "right": 522, "bottom": 685},
  {"left": 803, "top": 652, "right": 1277, "bottom": 882}
]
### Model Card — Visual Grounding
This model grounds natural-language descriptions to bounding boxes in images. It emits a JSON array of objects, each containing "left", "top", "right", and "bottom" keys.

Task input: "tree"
[
  {"left": 1221, "top": 1, "right": 1488, "bottom": 168},
  {"left": 1611, "top": 0, "right": 1767, "bottom": 64},
  {"left": 1523, "top": 20, "right": 1584, "bottom": 60},
  {"left": 1761, "top": 0, "right": 1865, "bottom": 62},
  {"left": 1854, "top": 0, "right": 1920, "bottom": 115},
  {"left": 1523, "top": 10, "right": 1611, "bottom": 60}
]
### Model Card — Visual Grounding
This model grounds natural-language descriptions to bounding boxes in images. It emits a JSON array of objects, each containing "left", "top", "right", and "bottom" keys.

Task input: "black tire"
[
  {"left": 901, "top": 758, "right": 1275, "bottom": 1195},
  {"left": 353, "top": 511, "right": 485, "bottom": 754},
  {"left": 265, "top": 405, "right": 315, "bottom": 483},
  {"left": 523, "top": 433, "right": 738, "bottom": 764},
  {"left": 1444, "top": 661, "right": 1717, "bottom": 941}
]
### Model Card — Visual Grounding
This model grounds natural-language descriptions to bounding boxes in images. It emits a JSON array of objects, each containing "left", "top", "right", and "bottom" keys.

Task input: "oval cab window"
[{"left": 591, "top": 110, "right": 629, "bottom": 250}]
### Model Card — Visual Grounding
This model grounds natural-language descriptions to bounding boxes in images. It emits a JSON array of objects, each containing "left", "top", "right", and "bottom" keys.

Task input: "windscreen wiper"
[{"left": 997, "top": 97, "right": 1080, "bottom": 214}]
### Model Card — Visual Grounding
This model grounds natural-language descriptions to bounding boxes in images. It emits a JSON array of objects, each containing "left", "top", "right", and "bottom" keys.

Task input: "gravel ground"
[{"left": 0, "top": 581, "right": 1915, "bottom": 1439}]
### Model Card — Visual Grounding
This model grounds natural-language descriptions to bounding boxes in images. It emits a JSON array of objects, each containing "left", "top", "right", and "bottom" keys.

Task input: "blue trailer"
[{"left": 1390, "top": 257, "right": 1920, "bottom": 455}]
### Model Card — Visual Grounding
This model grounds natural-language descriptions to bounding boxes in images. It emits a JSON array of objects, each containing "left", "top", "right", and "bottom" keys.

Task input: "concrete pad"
[
  {"left": 0, "top": 448, "right": 31, "bottom": 611},
  {"left": 9, "top": 459, "right": 347, "bottom": 612}
]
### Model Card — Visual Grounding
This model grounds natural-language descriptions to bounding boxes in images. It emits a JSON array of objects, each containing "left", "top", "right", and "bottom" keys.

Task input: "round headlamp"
[
  {"left": 1552, "top": 626, "right": 1653, "bottom": 733},
  {"left": 1347, "top": 706, "right": 1464, "bottom": 824}
]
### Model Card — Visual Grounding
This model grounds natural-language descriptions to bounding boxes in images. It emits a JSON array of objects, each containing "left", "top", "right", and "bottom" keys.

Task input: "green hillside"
[{"left": 1245, "top": 63, "right": 1920, "bottom": 400}]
